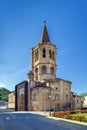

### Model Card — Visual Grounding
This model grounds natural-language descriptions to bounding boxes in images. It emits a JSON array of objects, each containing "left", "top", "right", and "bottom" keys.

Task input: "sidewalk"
[{"left": 47, "top": 116, "right": 87, "bottom": 126}]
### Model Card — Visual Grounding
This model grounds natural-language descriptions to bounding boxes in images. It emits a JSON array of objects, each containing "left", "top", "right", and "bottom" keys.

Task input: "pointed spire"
[{"left": 40, "top": 21, "right": 50, "bottom": 44}]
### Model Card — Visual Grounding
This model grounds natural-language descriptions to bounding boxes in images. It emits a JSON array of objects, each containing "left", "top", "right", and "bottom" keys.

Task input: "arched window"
[
  {"left": 41, "top": 66, "right": 47, "bottom": 74},
  {"left": 49, "top": 49, "right": 51, "bottom": 59},
  {"left": 42, "top": 48, "right": 46, "bottom": 58},
  {"left": 35, "top": 50, "right": 39, "bottom": 62},
  {"left": 32, "top": 93, "right": 39, "bottom": 101},
  {"left": 32, "top": 93, "right": 37, "bottom": 100},
  {"left": 52, "top": 51, "right": 54, "bottom": 60},
  {"left": 50, "top": 67, "right": 54, "bottom": 74},
  {"left": 35, "top": 67, "right": 38, "bottom": 81},
  {"left": 35, "top": 67, "right": 38, "bottom": 74}
]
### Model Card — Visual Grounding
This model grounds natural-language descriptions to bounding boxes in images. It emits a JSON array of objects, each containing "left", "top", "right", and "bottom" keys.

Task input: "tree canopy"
[{"left": 0, "top": 87, "right": 10, "bottom": 101}]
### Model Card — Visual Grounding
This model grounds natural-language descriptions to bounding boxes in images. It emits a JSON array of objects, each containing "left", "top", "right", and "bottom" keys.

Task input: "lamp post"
[
  {"left": 49, "top": 93, "right": 51, "bottom": 116},
  {"left": 44, "top": 79, "right": 52, "bottom": 116},
  {"left": 27, "top": 71, "right": 34, "bottom": 111}
]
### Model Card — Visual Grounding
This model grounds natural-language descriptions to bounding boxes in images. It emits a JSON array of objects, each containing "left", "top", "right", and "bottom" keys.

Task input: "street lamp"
[
  {"left": 43, "top": 79, "right": 52, "bottom": 116},
  {"left": 49, "top": 93, "right": 51, "bottom": 116}
]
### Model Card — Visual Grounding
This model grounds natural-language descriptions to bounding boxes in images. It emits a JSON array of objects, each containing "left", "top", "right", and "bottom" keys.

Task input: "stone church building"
[{"left": 8, "top": 22, "right": 82, "bottom": 111}]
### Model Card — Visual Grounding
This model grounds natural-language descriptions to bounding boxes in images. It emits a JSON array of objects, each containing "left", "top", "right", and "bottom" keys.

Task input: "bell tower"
[{"left": 31, "top": 22, "right": 56, "bottom": 81}]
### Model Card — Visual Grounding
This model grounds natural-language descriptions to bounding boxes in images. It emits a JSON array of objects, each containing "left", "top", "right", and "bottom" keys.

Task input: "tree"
[{"left": 0, "top": 87, "right": 10, "bottom": 101}]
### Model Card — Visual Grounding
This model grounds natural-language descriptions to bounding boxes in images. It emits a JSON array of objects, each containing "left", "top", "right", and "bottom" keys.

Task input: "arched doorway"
[{"left": 19, "top": 93, "right": 24, "bottom": 110}]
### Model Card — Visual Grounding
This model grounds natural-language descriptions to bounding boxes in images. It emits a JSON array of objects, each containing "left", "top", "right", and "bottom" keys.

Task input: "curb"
[
  {"left": 46, "top": 116, "right": 87, "bottom": 126},
  {"left": 27, "top": 112, "right": 87, "bottom": 126}
]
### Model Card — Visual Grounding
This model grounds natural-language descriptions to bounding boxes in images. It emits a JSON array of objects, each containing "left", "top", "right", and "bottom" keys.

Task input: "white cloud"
[{"left": 0, "top": 83, "right": 6, "bottom": 88}]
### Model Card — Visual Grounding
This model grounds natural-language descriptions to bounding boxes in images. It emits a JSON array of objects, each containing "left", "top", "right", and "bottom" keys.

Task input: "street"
[{"left": 0, "top": 111, "right": 87, "bottom": 130}]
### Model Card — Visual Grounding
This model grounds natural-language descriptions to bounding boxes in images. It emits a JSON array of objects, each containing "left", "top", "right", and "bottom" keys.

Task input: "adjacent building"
[
  {"left": 83, "top": 96, "right": 87, "bottom": 108},
  {"left": 8, "top": 91, "right": 15, "bottom": 109}
]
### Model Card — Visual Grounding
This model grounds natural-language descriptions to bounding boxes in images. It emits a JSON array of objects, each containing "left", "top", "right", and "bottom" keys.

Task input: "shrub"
[
  {"left": 52, "top": 111, "right": 71, "bottom": 118},
  {"left": 81, "top": 110, "right": 87, "bottom": 113},
  {"left": 63, "top": 114, "right": 72, "bottom": 119},
  {"left": 72, "top": 116, "right": 86, "bottom": 122},
  {"left": 52, "top": 112, "right": 67, "bottom": 118},
  {"left": 52, "top": 111, "right": 87, "bottom": 122},
  {"left": 70, "top": 110, "right": 81, "bottom": 114},
  {"left": 70, "top": 110, "right": 87, "bottom": 114}
]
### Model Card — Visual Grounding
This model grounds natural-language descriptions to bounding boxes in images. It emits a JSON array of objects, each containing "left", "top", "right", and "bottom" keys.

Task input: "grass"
[
  {"left": 71, "top": 113, "right": 87, "bottom": 118},
  {"left": 52, "top": 111, "right": 87, "bottom": 123}
]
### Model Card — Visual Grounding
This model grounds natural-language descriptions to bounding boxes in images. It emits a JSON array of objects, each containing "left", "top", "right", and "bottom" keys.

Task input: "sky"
[{"left": 0, "top": 0, "right": 87, "bottom": 94}]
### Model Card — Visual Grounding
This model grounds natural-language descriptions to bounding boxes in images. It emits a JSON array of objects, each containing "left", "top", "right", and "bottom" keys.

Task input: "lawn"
[
  {"left": 71, "top": 113, "right": 87, "bottom": 118},
  {"left": 52, "top": 111, "right": 87, "bottom": 122}
]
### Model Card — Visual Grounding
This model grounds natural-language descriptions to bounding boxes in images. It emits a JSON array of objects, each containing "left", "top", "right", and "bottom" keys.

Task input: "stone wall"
[{"left": 31, "top": 78, "right": 72, "bottom": 111}]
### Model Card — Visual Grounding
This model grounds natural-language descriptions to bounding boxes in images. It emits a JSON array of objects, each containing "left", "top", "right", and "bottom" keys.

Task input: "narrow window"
[
  {"left": 52, "top": 51, "right": 54, "bottom": 60},
  {"left": 37, "top": 50, "right": 39, "bottom": 60},
  {"left": 35, "top": 67, "right": 38, "bottom": 81},
  {"left": 36, "top": 51, "right": 38, "bottom": 61},
  {"left": 66, "top": 94, "right": 68, "bottom": 101},
  {"left": 43, "top": 48, "right": 46, "bottom": 58},
  {"left": 77, "top": 99, "right": 79, "bottom": 104},
  {"left": 49, "top": 49, "right": 51, "bottom": 59}
]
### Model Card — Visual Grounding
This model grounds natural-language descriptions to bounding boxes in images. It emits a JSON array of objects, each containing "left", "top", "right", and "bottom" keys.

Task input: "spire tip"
[{"left": 44, "top": 21, "right": 46, "bottom": 24}]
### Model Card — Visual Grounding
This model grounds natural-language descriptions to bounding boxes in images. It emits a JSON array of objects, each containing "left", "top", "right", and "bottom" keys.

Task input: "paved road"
[{"left": 0, "top": 112, "right": 87, "bottom": 130}]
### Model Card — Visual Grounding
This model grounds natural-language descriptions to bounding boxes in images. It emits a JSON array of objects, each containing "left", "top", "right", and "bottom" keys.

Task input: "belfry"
[{"left": 32, "top": 22, "right": 56, "bottom": 82}]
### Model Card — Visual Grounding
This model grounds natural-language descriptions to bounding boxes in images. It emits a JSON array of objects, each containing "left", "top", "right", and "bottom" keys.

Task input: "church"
[{"left": 8, "top": 22, "right": 82, "bottom": 111}]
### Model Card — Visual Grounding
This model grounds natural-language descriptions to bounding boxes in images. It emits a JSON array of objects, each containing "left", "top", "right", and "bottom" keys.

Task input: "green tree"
[{"left": 0, "top": 87, "right": 10, "bottom": 101}]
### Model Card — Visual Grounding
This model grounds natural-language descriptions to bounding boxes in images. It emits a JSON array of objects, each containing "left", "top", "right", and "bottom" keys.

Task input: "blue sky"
[{"left": 0, "top": 0, "right": 87, "bottom": 94}]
